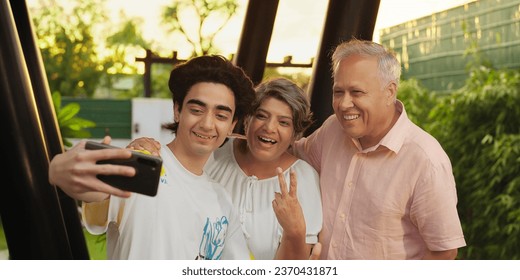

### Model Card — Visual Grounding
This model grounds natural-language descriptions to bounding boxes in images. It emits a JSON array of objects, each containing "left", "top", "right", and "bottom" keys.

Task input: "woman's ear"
[
  {"left": 229, "top": 119, "right": 238, "bottom": 135},
  {"left": 243, "top": 116, "right": 251, "bottom": 132}
]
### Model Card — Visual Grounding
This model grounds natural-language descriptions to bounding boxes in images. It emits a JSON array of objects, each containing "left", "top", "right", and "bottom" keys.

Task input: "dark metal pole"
[
  {"left": 234, "top": 0, "right": 279, "bottom": 85},
  {"left": 306, "top": 0, "right": 381, "bottom": 135},
  {"left": 136, "top": 50, "right": 187, "bottom": 98},
  {"left": 8, "top": 0, "right": 89, "bottom": 259},
  {"left": 0, "top": 0, "right": 75, "bottom": 259},
  {"left": 141, "top": 49, "right": 153, "bottom": 98}
]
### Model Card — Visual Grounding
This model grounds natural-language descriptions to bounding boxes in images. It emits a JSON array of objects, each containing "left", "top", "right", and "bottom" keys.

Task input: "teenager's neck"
[{"left": 167, "top": 140, "right": 209, "bottom": 175}]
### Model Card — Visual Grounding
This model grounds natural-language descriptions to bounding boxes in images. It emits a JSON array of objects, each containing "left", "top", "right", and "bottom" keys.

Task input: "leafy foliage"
[
  {"left": 427, "top": 66, "right": 520, "bottom": 259},
  {"left": 100, "top": 16, "right": 151, "bottom": 98},
  {"left": 30, "top": 0, "right": 240, "bottom": 99},
  {"left": 161, "top": 0, "right": 239, "bottom": 57},
  {"left": 31, "top": 0, "right": 150, "bottom": 98},
  {"left": 404, "top": 66, "right": 520, "bottom": 259},
  {"left": 52, "top": 92, "right": 96, "bottom": 147},
  {"left": 397, "top": 78, "right": 440, "bottom": 128},
  {"left": 263, "top": 67, "right": 312, "bottom": 92},
  {"left": 31, "top": 0, "right": 107, "bottom": 97}
]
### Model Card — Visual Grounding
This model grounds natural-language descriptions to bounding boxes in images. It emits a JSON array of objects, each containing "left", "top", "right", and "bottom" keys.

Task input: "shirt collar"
[
  {"left": 351, "top": 100, "right": 410, "bottom": 154},
  {"left": 378, "top": 100, "right": 409, "bottom": 154}
]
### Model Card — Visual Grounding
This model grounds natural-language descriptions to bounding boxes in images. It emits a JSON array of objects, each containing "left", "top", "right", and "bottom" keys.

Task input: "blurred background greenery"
[{"left": 1, "top": 0, "right": 518, "bottom": 260}]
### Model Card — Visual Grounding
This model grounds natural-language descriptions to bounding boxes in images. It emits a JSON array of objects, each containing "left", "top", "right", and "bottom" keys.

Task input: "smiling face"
[
  {"left": 173, "top": 82, "right": 237, "bottom": 161},
  {"left": 332, "top": 54, "right": 397, "bottom": 149},
  {"left": 245, "top": 96, "right": 295, "bottom": 163}
]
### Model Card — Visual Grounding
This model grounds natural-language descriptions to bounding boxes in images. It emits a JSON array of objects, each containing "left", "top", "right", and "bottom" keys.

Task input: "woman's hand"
[
  {"left": 273, "top": 167, "right": 308, "bottom": 259},
  {"left": 273, "top": 167, "right": 306, "bottom": 237},
  {"left": 127, "top": 137, "right": 161, "bottom": 156}
]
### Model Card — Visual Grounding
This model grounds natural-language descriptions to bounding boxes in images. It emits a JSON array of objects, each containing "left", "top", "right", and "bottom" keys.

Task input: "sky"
[
  {"left": 102, "top": 0, "right": 474, "bottom": 64},
  {"left": 26, "top": 0, "right": 474, "bottom": 67}
]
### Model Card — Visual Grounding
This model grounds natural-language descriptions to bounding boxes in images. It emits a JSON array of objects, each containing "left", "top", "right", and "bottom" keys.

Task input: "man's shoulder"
[
  {"left": 407, "top": 122, "right": 445, "bottom": 150},
  {"left": 404, "top": 122, "right": 452, "bottom": 166},
  {"left": 322, "top": 114, "right": 342, "bottom": 129},
  {"left": 303, "top": 115, "right": 343, "bottom": 141}
]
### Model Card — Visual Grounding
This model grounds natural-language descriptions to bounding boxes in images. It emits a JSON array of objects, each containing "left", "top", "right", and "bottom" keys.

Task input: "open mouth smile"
[
  {"left": 258, "top": 136, "right": 277, "bottom": 144},
  {"left": 343, "top": 114, "right": 360, "bottom": 121}
]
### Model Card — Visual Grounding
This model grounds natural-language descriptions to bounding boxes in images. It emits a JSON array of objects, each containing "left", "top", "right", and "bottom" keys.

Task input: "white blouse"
[{"left": 205, "top": 139, "right": 323, "bottom": 260}]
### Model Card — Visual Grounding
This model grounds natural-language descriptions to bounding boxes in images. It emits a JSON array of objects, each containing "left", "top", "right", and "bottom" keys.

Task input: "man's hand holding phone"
[
  {"left": 49, "top": 136, "right": 159, "bottom": 202},
  {"left": 85, "top": 140, "right": 162, "bottom": 197}
]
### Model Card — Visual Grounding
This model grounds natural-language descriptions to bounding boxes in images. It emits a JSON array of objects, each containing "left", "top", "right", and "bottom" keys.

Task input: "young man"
[
  {"left": 49, "top": 55, "right": 256, "bottom": 259},
  {"left": 292, "top": 39, "right": 466, "bottom": 259}
]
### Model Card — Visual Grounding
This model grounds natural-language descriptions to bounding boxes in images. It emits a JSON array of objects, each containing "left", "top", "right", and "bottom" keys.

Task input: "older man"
[{"left": 293, "top": 39, "right": 466, "bottom": 260}]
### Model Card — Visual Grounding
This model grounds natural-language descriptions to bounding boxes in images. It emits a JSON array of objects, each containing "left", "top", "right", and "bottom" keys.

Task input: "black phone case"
[{"left": 85, "top": 141, "right": 162, "bottom": 197}]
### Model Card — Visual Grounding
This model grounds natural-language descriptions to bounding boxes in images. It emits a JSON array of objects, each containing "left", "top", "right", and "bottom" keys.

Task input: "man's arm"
[
  {"left": 49, "top": 136, "right": 134, "bottom": 202},
  {"left": 422, "top": 248, "right": 458, "bottom": 260},
  {"left": 82, "top": 199, "right": 110, "bottom": 227}
]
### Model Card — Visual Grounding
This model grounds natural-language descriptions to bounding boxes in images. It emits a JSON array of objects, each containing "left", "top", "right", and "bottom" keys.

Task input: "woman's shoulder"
[
  {"left": 289, "top": 159, "right": 320, "bottom": 192},
  {"left": 291, "top": 157, "right": 319, "bottom": 175},
  {"left": 207, "top": 140, "right": 235, "bottom": 169}
]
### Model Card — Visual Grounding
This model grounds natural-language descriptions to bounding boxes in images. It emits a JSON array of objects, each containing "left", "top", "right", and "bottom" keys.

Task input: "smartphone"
[{"left": 85, "top": 141, "right": 162, "bottom": 197}]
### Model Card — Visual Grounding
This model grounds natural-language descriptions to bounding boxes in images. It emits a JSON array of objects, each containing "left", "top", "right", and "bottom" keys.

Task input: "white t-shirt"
[
  {"left": 84, "top": 144, "right": 250, "bottom": 260},
  {"left": 205, "top": 139, "right": 323, "bottom": 260}
]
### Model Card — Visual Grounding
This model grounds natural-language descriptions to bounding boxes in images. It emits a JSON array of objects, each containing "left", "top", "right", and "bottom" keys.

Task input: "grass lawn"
[
  {"left": 0, "top": 225, "right": 7, "bottom": 251},
  {"left": 0, "top": 225, "right": 9, "bottom": 259},
  {"left": 83, "top": 230, "right": 107, "bottom": 260}
]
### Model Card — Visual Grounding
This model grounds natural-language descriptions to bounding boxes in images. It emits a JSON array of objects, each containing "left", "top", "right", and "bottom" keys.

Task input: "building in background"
[{"left": 380, "top": 0, "right": 520, "bottom": 93}]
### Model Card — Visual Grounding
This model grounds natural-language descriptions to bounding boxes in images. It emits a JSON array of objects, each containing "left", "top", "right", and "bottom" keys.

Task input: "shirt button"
[
  {"left": 340, "top": 213, "right": 346, "bottom": 220},
  {"left": 348, "top": 182, "right": 353, "bottom": 187},
  {"left": 332, "top": 242, "right": 338, "bottom": 248}
]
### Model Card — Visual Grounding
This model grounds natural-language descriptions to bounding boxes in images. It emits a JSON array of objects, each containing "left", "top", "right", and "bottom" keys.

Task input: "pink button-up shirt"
[{"left": 293, "top": 101, "right": 466, "bottom": 259}]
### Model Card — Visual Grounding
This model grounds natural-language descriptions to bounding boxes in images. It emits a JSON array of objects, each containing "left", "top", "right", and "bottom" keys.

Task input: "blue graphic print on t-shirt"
[{"left": 196, "top": 216, "right": 228, "bottom": 260}]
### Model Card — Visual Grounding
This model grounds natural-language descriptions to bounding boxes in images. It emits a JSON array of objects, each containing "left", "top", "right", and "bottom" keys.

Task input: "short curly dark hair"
[{"left": 162, "top": 55, "right": 255, "bottom": 133}]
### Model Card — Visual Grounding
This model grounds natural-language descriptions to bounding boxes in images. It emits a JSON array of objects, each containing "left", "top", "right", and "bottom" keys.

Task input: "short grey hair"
[
  {"left": 252, "top": 78, "right": 313, "bottom": 139},
  {"left": 331, "top": 38, "right": 401, "bottom": 88}
]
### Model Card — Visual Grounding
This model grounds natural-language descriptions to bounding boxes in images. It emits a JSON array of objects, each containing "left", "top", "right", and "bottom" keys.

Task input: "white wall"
[{"left": 131, "top": 98, "right": 174, "bottom": 145}]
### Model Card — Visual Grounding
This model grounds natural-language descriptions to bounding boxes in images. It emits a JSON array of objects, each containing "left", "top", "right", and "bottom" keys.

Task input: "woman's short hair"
[{"left": 251, "top": 77, "right": 313, "bottom": 139}]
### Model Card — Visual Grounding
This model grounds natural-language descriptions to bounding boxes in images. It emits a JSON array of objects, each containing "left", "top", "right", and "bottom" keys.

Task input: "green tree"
[
  {"left": 104, "top": 17, "right": 150, "bottom": 74},
  {"left": 427, "top": 66, "right": 520, "bottom": 259},
  {"left": 263, "top": 67, "right": 312, "bottom": 92},
  {"left": 30, "top": 0, "right": 149, "bottom": 98},
  {"left": 100, "top": 15, "right": 151, "bottom": 98},
  {"left": 160, "top": 0, "right": 239, "bottom": 57},
  {"left": 391, "top": 64, "right": 520, "bottom": 259},
  {"left": 397, "top": 78, "right": 440, "bottom": 128},
  {"left": 31, "top": 0, "right": 107, "bottom": 97}
]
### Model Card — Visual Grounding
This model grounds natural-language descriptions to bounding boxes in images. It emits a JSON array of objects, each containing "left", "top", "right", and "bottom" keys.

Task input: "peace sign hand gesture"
[{"left": 272, "top": 167, "right": 306, "bottom": 239}]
